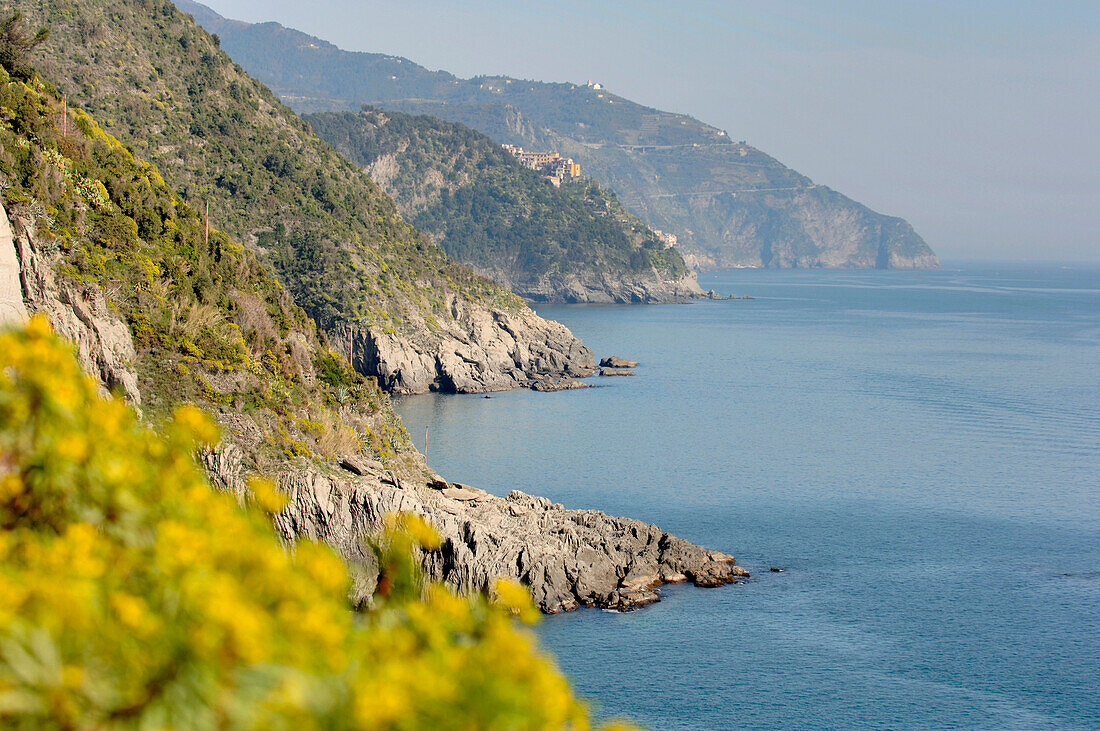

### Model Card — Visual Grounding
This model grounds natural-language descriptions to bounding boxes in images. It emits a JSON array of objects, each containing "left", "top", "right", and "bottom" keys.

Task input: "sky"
[{"left": 201, "top": 0, "right": 1099, "bottom": 262}]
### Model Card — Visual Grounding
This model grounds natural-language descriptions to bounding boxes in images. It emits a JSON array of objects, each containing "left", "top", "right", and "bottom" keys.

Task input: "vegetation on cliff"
[
  {"left": 181, "top": 0, "right": 938, "bottom": 270},
  {"left": 0, "top": 26, "right": 629, "bottom": 727},
  {"left": 0, "top": 58, "right": 412, "bottom": 472},
  {"left": 308, "top": 108, "right": 689, "bottom": 300},
  {"left": 16, "top": 0, "right": 525, "bottom": 335},
  {"left": 0, "top": 319, "right": 620, "bottom": 728}
]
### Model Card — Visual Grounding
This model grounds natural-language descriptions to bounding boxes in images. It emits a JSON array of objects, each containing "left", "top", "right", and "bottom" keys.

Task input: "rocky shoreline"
[
  {"left": 322, "top": 270, "right": 762, "bottom": 397},
  {"left": 206, "top": 447, "right": 750, "bottom": 612},
  {"left": 516, "top": 269, "right": 704, "bottom": 305},
  {"left": 5, "top": 202, "right": 748, "bottom": 614},
  {"left": 330, "top": 295, "right": 597, "bottom": 394}
]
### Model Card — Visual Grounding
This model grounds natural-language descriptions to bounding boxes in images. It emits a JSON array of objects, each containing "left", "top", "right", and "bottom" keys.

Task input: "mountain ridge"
[
  {"left": 175, "top": 0, "right": 939, "bottom": 271},
  {"left": 308, "top": 107, "right": 702, "bottom": 304},
  {"left": 18, "top": 0, "right": 598, "bottom": 395}
]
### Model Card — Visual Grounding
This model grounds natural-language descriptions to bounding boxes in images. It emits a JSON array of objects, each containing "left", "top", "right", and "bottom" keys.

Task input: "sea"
[{"left": 393, "top": 262, "right": 1100, "bottom": 730}]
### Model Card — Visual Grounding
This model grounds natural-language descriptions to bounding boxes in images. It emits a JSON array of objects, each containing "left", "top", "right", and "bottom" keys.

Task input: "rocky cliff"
[
  {"left": 0, "top": 67, "right": 746, "bottom": 612},
  {"left": 5, "top": 197, "right": 745, "bottom": 612},
  {"left": 505, "top": 268, "right": 702, "bottom": 305},
  {"left": 206, "top": 446, "right": 748, "bottom": 612},
  {"left": 17, "top": 0, "right": 593, "bottom": 395},
  {"left": 0, "top": 204, "right": 28, "bottom": 326},
  {"left": 329, "top": 293, "right": 595, "bottom": 394},
  {"left": 2, "top": 205, "right": 142, "bottom": 406}
]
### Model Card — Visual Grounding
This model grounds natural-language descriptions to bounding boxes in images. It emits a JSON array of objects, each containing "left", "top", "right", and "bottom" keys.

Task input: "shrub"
[{"left": 0, "top": 318, "right": 617, "bottom": 729}]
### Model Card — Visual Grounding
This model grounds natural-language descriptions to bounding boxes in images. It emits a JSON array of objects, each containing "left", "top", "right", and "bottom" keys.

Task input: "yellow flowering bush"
[{"left": 0, "top": 318, "right": 618, "bottom": 729}]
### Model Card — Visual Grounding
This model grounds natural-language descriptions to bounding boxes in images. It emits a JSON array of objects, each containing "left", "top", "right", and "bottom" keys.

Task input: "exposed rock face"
[
  {"left": 3, "top": 206, "right": 141, "bottom": 404},
  {"left": 204, "top": 449, "right": 748, "bottom": 612},
  {"left": 599, "top": 368, "right": 635, "bottom": 377},
  {"left": 0, "top": 207, "right": 28, "bottom": 327},
  {"left": 502, "top": 268, "right": 704, "bottom": 305},
  {"left": 330, "top": 292, "right": 596, "bottom": 394},
  {"left": 673, "top": 187, "right": 941, "bottom": 271}
]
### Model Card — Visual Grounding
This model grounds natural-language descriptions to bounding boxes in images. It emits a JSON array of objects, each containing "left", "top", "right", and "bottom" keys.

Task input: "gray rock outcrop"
[
  {"left": 509, "top": 268, "right": 704, "bottom": 305},
  {"left": 205, "top": 449, "right": 748, "bottom": 612},
  {"left": 600, "top": 356, "right": 639, "bottom": 368},
  {"left": 3, "top": 205, "right": 141, "bottom": 404},
  {"left": 331, "top": 292, "right": 596, "bottom": 394},
  {"left": 0, "top": 206, "right": 28, "bottom": 327},
  {"left": 530, "top": 377, "right": 591, "bottom": 392}
]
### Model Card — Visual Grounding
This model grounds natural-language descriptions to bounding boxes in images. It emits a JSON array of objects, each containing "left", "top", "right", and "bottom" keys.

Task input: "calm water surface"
[{"left": 394, "top": 263, "right": 1100, "bottom": 730}]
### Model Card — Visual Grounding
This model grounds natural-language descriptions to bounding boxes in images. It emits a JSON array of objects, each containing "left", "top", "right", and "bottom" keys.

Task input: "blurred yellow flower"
[
  {"left": 247, "top": 476, "right": 289, "bottom": 514},
  {"left": 0, "top": 319, "right": 624, "bottom": 729}
]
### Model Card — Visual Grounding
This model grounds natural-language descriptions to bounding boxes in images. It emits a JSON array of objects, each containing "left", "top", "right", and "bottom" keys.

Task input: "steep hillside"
[
  {"left": 0, "top": 63, "right": 599, "bottom": 721},
  {"left": 0, "top": 58, "right": 748, "bottom": 615},
  {"left": 0, "top": 60, "right": 415, "bottom": 480},
  {"left": 1, "top": 6, "right": 750, "bottom": 615},
  {"left": 176, "top": 0, "right": 938, "bottom": 271},
  {"left": 308, "top": 108, "right": 699, "bottom": 303},
  {"left": 16, "top": 0, "right": 595, "bottom": 395}
]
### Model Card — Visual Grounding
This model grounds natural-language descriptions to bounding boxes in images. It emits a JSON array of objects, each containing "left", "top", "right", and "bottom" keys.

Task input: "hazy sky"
[{"left": 202, "top": 0, "right": 1098, "bottom": 262}]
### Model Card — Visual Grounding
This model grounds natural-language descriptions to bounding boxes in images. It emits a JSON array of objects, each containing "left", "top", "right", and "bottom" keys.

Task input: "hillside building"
[
  {"left": 502, "top": 144, "right": 581, "bottom": 184},
  {"left": 652, "top": 229, "right": 678, "bottom": 248}
]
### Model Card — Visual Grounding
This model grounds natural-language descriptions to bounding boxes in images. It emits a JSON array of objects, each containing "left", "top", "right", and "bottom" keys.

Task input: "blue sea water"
[{"left": 393, "top": 263, "right": 1100, "bottom": 730}]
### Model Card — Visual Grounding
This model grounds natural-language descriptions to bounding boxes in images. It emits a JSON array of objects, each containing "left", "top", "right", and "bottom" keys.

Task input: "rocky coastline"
[
  {"left": 5, "top": 203, "right": 748, "bottom": 613},
  {"left": 205, "top": 446, "right": 750, "bottom": 613},
  {"left": 329, "top": 293, "right": 597, "bottom": 394},
  {"left": 514, "top": 269, "right": 704, "bottom": 305}
]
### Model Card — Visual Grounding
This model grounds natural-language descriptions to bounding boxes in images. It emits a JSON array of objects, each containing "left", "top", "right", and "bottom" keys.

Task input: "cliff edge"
[{"left": 20, "top": 0, "right": 593, "bottom": 394}]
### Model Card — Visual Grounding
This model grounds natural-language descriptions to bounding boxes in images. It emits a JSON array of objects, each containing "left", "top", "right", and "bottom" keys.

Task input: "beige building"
[{"left": 503, "top": 145, "right": 580, "bottom": 181}]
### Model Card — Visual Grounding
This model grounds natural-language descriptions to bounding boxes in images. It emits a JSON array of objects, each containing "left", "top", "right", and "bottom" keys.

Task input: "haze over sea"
[{"left": 394, "top": 263, "right": 1100, "bottom": 730}]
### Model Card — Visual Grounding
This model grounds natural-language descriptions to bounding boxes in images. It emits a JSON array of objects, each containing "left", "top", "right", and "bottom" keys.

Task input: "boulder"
[
  {"left": 530, "top": 377, "right": 592, "bottom": 392},
  {"left": 600, "top": 356, "right": 639, "bottom": 368},
  {"left": 599, "top": 368, "right": 635, "bottom": 377},
  {"left": 340, "top": 456, "right": 384, "bottom": 476},
  {"left": 442, "top": 486, "right": 482, "bottom": 502}
]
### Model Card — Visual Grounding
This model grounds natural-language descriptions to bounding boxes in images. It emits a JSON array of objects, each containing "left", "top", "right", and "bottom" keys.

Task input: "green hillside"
[
  {"left": 18, "top": 0, "right": 523, "bottom": 331},
  {"left": 13, "top": 0, "right": 601, "bottom": 396},
  {"left": 308, "top": 108, "right": 690, "bottom": 302},
  {"left": 0, "top": 39, "right": 605, "bottom": 726},
  {"left": 178, "top": 0, "right": 939, "bottom": 270},
  {"left": 0, "top": 55, "right": 415, "bottom": 474}
]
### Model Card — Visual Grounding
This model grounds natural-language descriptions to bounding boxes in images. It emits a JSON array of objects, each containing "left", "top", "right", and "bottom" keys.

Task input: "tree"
[{"left": 0, "top": 13, "right": 49, "bottom": 81}]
